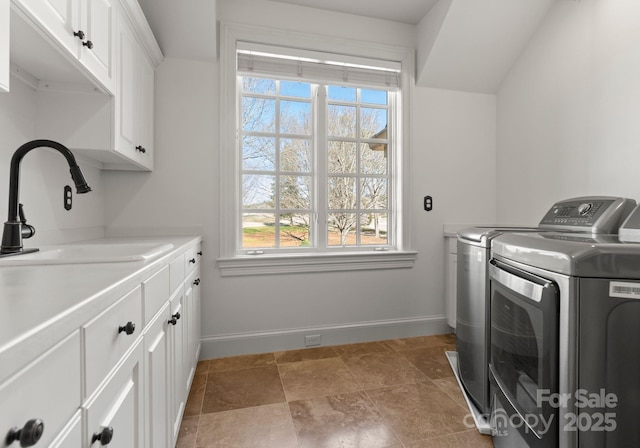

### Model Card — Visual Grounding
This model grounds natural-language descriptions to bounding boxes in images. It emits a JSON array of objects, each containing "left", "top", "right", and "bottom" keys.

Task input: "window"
[
  {"left": 219, "top": 24, "right": 416, "bottom": 275},
  {"left": 240, "top": 78, "right": 391, "bottom": 251}
]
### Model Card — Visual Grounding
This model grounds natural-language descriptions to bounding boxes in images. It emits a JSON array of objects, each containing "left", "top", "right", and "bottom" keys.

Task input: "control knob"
[{"left": 578, "top": 203, "right": 593, "bottom": 216}]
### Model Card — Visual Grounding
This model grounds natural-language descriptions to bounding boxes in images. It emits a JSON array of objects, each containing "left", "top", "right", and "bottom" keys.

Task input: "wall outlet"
[{"left": 304, "top": 334, "right": 321, "bottom": 347}]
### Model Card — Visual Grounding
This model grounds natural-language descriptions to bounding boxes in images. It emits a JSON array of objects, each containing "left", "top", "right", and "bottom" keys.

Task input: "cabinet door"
[
  {"left": 14, "top": 0, "right": 80, "bottom": 57},
  {"left": 79, "top": 0, "right": 114, "bottom": 91},
  {"left": 116, "top": 14, "right": 137, "bottom": 158},
  {"left": 85, "top": 341, "right": 144, "bottom": 448},
  {"left": 169, "top": 289, "right": 185, "bottom": 444},
  {"left": 135, "top": 53, "right": 154, "bottom": 168},
  {"left": 1, "top": 0, "right": 9, "bottom": 92},
  {"left": 144, "top": 302, "right": 171, "bottom": 448},
  {"left": 185, "top": 271, "right": 201, "bottom": 380}
]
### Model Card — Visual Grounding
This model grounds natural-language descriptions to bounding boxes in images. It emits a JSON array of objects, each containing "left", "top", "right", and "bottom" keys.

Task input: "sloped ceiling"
[
  {"left": 416, "top": 0, "right": 557, "bottom": 93},
  {"left": 268, "top": 0, "right": 439, "bottom": 25},
  {"left": 137, "top": 0, "right": 555, "bottom": 94}
]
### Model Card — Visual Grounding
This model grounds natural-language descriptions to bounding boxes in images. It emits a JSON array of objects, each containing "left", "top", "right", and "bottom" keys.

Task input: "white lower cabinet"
[
  {"left": 0, "top": 238, "right": 202, "bottom": 448},
  {"left": 0, "top": 331, "right": 81, "bottom": 448},
  {"left": 144, "top": 301, "right": 171, "bottom": 448},
  {"left": 168, "top": 287, "right": 186, "bottom": 445},
  {"left": 84, "top": 341, "right": 144, "bottom": 447}
]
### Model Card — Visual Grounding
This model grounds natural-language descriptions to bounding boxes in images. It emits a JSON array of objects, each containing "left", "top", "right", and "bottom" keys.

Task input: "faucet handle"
[
  {"left": 18, "top": 204, "right": 36, "bottom": 239},
  {"left": 18, "top": 203, "right": 27, "bottom": 224}
]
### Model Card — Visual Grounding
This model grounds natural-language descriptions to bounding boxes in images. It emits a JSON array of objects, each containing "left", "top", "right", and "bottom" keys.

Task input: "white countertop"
[{"left": 0, "top": 236, "right": 201, "bottom": 384}]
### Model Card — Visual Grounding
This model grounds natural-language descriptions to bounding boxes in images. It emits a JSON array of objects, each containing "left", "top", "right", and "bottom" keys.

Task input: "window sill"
[{"left": 217, "top": 250, "right": 418, "bottom": 276}]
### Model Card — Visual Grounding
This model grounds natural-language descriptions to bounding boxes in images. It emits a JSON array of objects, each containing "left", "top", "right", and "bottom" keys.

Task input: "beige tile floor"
[{"left": 177, "top": 334, "right": 494, "bottom": 448}]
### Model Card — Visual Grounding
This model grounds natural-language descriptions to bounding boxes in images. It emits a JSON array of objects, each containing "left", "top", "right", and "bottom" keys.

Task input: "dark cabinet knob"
[
  {"left": 193, "top": 278, "right": 200, "bottom": 286},
  {"left": 91, "top": 426, "right": 114, "bottom": 445},
  {"left": 83, "top": 40, "right": 94, "bottom": 49},
  {"left": 118, "top": 322, "right": 136, "bottom": 335},
  {"left": 135, "top": 145, "right": 146, "bottom": 153},
  {"left": 197, "top": 251, "right": 203, "bottom": 256},
  {"left": 168, "top": 312, "right": 180, "bottom": 325},
  {"left": 189, "top": 258, "right": 196, "bottom": 264},
  {"left": 73, "top": 30, "right": 85, "bottom": 40},
  {"left": 6, "top": 418, "right": 44, "bottom": 447}
]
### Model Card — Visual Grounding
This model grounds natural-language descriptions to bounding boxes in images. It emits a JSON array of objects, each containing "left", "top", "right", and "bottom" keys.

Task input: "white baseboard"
[{"left": 199, "top": 315, "right": 452, "bottom": 360}]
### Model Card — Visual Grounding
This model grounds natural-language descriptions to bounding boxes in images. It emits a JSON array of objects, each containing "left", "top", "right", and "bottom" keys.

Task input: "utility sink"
[{"left": 0, "top": 242, "right": 174, "bottom": 266}]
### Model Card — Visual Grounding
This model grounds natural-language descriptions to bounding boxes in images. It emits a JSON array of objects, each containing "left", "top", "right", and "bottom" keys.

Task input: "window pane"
[
  {"left": 280, "top": 138, "right": 311, "bottom": 173},
  {"left": 361, "top": 178, "right": 387, "bottom": 209},
  {"left": 280, "top": 81, "right": 311, "bottom": 98},
  {"left": 328, "top": 141, "right": 357, "bottom": 174},
  {"left": 328, "top": 213, "right": 357, "bottom": 246},
  {"left": 361, "top": 143, "right": 387, "bottom": 174},
  {"left": 242, "top": 213, "right": 276, "bottom": 248},
  {"left": 242, "top": 97, "right": 275, "bottom": 132},
  {"left": 280, "top": 175, "right": 311, "bottom": 209},
  {"left": 279, "top": 214, "right": 311, "bottom": 247},
  {"left": 361, "top": 89, "right": 387, "bottom": 105},
  {"left": 328, "top": 105, "right": 356, "bottom": 137},
  {"left": 360, "top": 108, "right": 387, "bottom": 138},
  {"left": 242, "top": 136, "right": 276, "bottom": 171},
  {"left": 280, "top": 100, "right": 311, "bottom": 135},
  {"left": 328, "top": 176, "right": 357, "bottom": 210},
  {"left": 242, "top": 174, "right": 274, "bottom": 208},
  {"left": 328, "top": 86, "right": 356, "bottom": 102},
  {"left": 243, "top": 77, "right": 276, "bottom": 95},
  {"left": 361, "top": 213, "right": 388, "bottom": 245}
]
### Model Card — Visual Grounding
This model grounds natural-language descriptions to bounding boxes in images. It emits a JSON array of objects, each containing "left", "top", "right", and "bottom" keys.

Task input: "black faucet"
[{"left": 0, "top": 139, "right": 92, "bottom": 256}]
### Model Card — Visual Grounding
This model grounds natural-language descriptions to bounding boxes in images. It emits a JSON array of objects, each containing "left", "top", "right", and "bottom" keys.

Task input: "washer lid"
[
  {"left": 492, "top": 232, "right": 640, "bottom": 277},
  {"left": 457, "top": 226, "right": 543, "bottom": 247}
]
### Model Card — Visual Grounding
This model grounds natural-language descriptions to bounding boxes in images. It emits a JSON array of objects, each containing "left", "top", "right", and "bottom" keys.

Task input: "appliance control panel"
[{"left": 538, "top": 196, "right": 637, "bottom": 233}]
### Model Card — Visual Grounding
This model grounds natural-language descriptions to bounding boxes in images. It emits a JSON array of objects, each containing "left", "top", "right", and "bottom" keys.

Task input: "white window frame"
[{"left": 218, "top": 23, "right": 416, "bottom": 276}]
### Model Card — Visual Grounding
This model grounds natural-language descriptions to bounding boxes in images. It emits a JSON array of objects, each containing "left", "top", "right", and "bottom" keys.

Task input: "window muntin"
[{"left": 240, "top": 74, "right": 392, "bottom": 253}]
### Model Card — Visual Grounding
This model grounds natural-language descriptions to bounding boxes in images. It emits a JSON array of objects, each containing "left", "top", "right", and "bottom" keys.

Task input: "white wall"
[
  {"left": 497, "top": 0, "right": 640, "bottom": 223},
  {"left": 0, "top": 79, "right": 103, "bottom": 247},
  {"left": 102, "top": 2, "right": 497, "bottom": 358}
]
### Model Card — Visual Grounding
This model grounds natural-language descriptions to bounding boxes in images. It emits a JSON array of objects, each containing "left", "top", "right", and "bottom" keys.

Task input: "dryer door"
[{"left": 578, "top": 278, "right": 640, "bottom": 448}]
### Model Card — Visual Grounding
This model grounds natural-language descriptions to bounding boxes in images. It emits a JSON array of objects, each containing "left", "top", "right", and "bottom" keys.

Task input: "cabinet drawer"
[
  {"left": 0, "top": 331, "right": 81, "bottom": 448},
  {"left": 170, "top": 255, "right": 185, "bottom": 294},
  {"left": 143, "top": 265, "right": 170, "bottom": 325},
  {"left": 184, "top": 245, "right": 201, "bottom": 275},
  {"left": 84, "top": 286, "right": 143, "bottom": 398}
]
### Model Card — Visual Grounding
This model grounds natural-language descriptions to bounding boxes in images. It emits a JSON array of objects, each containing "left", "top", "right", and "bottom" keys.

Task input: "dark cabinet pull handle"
[
  {"left": 83, "top": 40, "right": 94, "bottom": 49},
  {"left": 197, "top": 251, "right": 203, "bottom": 256},
  {"left": 168, "top": 312, "right": 181, "bottom": 326},
  {"left": 189, "top": 258, "right": 196, "bottom": 264},
  {"left": 6, "top": 419, "right": 44, "bottom": 447},
  {"left": 135, "top": 145, "right": 146, "bottom": 153},
  {"left": 118, "top": 322, "right": 136, "bottom": 335},
  {"left": 91, "top": 426, "right": 114, "bottom": 445},
  {"left": 73, "top": 30, "right": 85, "bottom": 40},
  {"left": 193, "top": 278, "right": 200, "bottom": 286}
]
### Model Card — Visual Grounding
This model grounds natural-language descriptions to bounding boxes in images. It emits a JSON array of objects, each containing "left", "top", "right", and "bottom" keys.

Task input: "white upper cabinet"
[
  {"left": 9, "top": 0, "right": 162, "bottom": 170},
  {"left": 115, "top": 10, "right": 154, "bottom": 169},
  {"left": 12, "top": 0, "right": 115, "bottom": 93},
  {"left": 80, "top": 0, "right": 115, "bottom": 91},
  {"left": 1, "top": 0, "right": 8, "bottom": 92}
]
